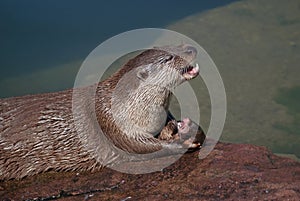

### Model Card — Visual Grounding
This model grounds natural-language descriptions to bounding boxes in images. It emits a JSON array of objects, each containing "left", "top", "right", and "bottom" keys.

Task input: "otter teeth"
[
  {"left": 195, "top": 63, "right": 199, "bottom": 71},
  {"left": 180, "top": 62, "right": 200, "bottom": 80},
  {"left": 178, "top": 122, "right": 183, "bottom": 128},
  {"left": 187, "top": 63, "right": 199, "bottom": 74},
  {"left": 190, "top": 63, "right": 199, "bottom": 74}
]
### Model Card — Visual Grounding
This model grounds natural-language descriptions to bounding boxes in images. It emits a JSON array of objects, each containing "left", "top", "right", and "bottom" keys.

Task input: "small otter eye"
[{"left": 161, "top": 55, "right": 174, "bottom": 63}]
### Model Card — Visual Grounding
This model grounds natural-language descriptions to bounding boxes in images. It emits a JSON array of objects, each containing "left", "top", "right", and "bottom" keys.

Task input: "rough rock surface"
[{"left": 1, "top": 142, "right": 299, "bottom": 201}]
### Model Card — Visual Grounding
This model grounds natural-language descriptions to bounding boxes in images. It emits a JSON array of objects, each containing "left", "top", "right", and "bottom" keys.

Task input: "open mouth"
[
  {"left": 180, "top": 63, "right": 200, "bottom": 80},
  {"left": 177, "top": 118, "right": 192, "bottom": 130}
]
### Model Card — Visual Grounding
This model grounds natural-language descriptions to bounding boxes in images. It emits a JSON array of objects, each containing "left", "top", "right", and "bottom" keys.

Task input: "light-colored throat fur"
[{"left": 111, "top": 64, "right": 181, "bottom": 139}]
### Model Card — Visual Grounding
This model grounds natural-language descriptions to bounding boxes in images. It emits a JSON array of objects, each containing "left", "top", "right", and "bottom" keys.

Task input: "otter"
[
  {"left": 158, "top": 118, "right": 205, "bottom": 150},
  {"left": 0, "top": 44, "right": 205, "bottom": 180}
]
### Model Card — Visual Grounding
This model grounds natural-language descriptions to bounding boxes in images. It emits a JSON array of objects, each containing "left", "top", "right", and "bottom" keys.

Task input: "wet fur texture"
[{"left": 0, "top": 45, "right": 202, "bottom": 180}]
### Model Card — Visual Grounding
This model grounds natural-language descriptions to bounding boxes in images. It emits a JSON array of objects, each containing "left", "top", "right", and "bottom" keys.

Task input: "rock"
[{"left": 0, "top": 142, "right": 299, "bottom": 200}]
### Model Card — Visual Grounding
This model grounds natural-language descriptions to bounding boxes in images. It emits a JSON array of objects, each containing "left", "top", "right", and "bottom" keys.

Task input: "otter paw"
[
  {"left": 158, "top": 117, "right": 205, "bottom": 152},
  {"left": 183, "top": 138, "right": 201, "bottom": 149},
  {"left": 177, "top": 117, "right": 205, "bottom": 150}
]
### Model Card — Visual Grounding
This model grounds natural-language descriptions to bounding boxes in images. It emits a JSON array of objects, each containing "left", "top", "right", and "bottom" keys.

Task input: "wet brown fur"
[{"left": 0, "top": 45, "right": 200, "bottom": 180}]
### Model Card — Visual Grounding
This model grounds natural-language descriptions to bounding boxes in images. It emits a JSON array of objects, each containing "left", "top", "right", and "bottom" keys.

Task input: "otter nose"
[{"left": 184, "top": 45, "right": 197, "bottom": 56}]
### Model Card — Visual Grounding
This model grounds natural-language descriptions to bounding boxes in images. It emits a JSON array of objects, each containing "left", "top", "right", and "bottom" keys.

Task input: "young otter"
[
  {"left": 158, "top": 118, "right": 205, "bottom": 150},
  {"left": 0, "top": 44, "right": 203, "bottom": 180}
]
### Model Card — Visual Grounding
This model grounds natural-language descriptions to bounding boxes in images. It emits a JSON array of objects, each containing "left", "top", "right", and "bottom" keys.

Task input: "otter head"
[{"left": 135, "top": 44, "right": 199, "bottom": 89}]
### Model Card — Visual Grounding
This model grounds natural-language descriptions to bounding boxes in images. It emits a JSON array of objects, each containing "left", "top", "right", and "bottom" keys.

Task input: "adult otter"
[{"left": 0, "top": 44, "right": 204, "bottom": 180}]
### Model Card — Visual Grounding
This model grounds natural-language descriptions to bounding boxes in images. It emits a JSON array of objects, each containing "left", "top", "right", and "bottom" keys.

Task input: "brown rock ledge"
[{"left": 1, "top": 142, "right": 299, "bottom": 201}]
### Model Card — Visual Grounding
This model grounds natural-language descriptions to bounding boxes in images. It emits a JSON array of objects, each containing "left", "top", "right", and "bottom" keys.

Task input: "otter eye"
[{"left": 161, "top": 55, "right": 174, "bottom": 63}]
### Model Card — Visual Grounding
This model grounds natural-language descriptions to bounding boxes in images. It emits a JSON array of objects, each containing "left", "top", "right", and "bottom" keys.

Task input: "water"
[
  {"left": 272, "top": 87, "right": 300, "bottom": 155},
  {"left": 168, "top": 0, "right": 300, "bottom": 158},
  {"left": 0, "top": 0, "right": 239, "bottom": 97}
]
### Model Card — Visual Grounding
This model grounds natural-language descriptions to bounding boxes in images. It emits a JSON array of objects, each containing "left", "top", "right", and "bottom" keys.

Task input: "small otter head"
[{"left": 135, "top": 44, "right": 200, "bottom": 89}]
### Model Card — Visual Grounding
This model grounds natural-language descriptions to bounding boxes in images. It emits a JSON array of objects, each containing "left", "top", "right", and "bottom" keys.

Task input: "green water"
[
  {"left": 0, "top": 0, "right": 239, "bottom": 98},
  {"left": 273, "top": 87, "right": 300, "bottom": 155},
  {"left": 168, "top": 0, "right": 300, "bottom": 158},
  {"left": 275, "top": 87, "right": 300, "bottom": 115}
]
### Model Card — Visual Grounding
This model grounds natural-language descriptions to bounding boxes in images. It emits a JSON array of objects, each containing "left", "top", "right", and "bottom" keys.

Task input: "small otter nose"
[{"left": 184, "top": 45, "right": 197, "bottom": 55}]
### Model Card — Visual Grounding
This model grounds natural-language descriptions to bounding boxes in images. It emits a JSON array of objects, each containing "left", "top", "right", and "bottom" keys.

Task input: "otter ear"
[{"left": 136, "top": 64, "right": 152, "bottom": 81}]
